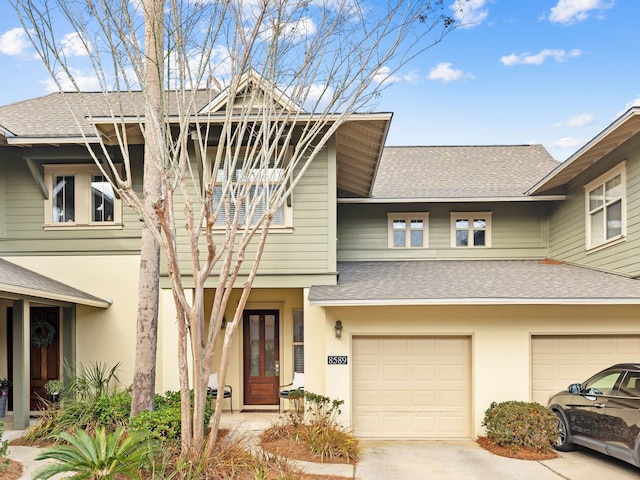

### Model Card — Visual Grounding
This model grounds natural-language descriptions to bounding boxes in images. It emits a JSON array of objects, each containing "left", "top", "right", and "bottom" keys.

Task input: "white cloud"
[
  {"left": 0, "top": 28, "right": 30, "bottom": 56},
  {"left": 61, "top": 32, "right": 91, "bottom": 57},
  {"left": 428, "top": 62, "right": 464, "bottom": 82},
  {"left": 373, "top": 67, "right": 423, "bottom": 86},
  {"left": 552, "top": 136, "right": 588, "bottom": 149},
  {"left": 42, "top": 69, "right": 101, "bottom": 93},
  {"left": 615, "top": 95, "right": 640, "bottom": 117},
  {"left": 305, "top": 83, "right": 335, "bottom": 110},
  {"left": 554, "top": 112, "right": 595, "bottom": 127},
  {"left": 451, "top": 0, "right": 489, "bottom": 28},
  {"left": 374, "top": 66, "right": 400, "bottom": 85},
  {"left": 500, "top": 48, "right": 581, "bottom": 66},
  {"left": 548, "top": 0, "right": 614, "bottom": 25}
]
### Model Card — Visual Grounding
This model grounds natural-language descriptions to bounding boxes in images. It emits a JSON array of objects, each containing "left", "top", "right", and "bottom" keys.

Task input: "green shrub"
[
  {"left": 94, "top": 391, "right": 133, "bottom": 429},
  {"left": 130, "top": 391, "right": 212, "bottom": 443},
  {"left": 482, "top": 401, "right": 557, "bottom": 452},
  {"left": 0, "top": 421, "right": 9, "bottom": 471}
]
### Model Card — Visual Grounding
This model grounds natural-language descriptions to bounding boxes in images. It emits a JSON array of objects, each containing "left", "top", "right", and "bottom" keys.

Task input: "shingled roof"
[
  {"left": 0, "top": 90, "right": 218, "bottom": 139},
  {"left": 371, "top": 145, "right": 560, "bottom": 199},
  {"left": 0, "top": 258, "right": 111, "bottom": 308},
  {"left": 308, "top": 260, "right": 640, "bottom": 305}
]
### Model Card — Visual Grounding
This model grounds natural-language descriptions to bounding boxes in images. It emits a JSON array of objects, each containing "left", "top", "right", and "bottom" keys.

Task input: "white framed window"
[
  {"left": 44, "top": 164, "right": 122, "bottom": 229},
  {"left": 450, "top": 212, "right": 492, "bottom": 248},
  {"left": 584, "top": 162, "right": 626, "bottom": 250},
  {"left": 387, "top": 212, "right": 429, "bottom": 248},
  {"left": 209, "top": 148, "right": 293, "bottom": 229},
  {"left": 292, "top": 309, "right": 304, "bottom": 373}
]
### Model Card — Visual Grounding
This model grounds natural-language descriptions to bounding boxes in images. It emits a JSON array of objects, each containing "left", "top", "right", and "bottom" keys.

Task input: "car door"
[
  {"left": 603, "top": 370, "right": 640, "bottom": 465},
  {"left": 565, "top": 369, "right": 623, "bottom": 453}
]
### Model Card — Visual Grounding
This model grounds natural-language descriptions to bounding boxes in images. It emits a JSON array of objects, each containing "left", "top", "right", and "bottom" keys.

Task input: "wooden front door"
[
  {"left": 243, "top": 310, "right": 280, "bottom": 405},
  {"left": 30, "top": 307, "right": 60, "bottom": 410}
]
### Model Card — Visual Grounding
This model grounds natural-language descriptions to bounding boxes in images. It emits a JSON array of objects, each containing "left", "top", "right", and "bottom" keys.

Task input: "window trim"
[
  {"left": 292, "top": 308, "right": 304, "bottom": 374},
  {"left": 387, "top": 212, "right": 429, "bottom": 248},
  {"left": 207, "top": 147, "right": 293, "bottom": 231},
  {"left": 450, "top": 212, "right": 492, "bottom": 248},
  {"left": 584, "top": 162, "right": 626, "bottom": 252},
  {"left": 43, "top": 164, "right": 123, "bottom": 230}
]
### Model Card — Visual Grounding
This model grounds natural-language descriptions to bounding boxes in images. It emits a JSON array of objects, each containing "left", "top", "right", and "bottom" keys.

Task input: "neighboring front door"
[
  {"left": 30, "top": 307, "right": 60, "bottom": 410},
  {"left": 243, "top": 310, "right": 280, "bottom": 405}
]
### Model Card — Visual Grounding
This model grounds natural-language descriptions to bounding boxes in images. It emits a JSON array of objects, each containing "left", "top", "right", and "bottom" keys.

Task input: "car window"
[
  {"left": 583, "top": 371, "right": 622, "bottom": 396},
  {"left": 617, "top": 372, "right": 640, "bottom": 397}
]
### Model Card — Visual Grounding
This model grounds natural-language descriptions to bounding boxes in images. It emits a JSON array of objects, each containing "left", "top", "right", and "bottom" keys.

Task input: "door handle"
[
  {"left": 275, "top": 361, "right": 280, "bottom": 376},
  {"left": 594, "top": 403, "right": 606, "bottom": 408}
]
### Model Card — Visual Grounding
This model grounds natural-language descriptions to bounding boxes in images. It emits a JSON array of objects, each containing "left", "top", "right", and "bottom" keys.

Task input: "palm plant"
[{"left": 33, "top": 426, "right": 155, "bottom": 480}]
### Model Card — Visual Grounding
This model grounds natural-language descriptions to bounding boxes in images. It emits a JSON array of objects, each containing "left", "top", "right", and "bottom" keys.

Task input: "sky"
[{"left": 0, "top": 0, "right": 637, "bottom": 161}]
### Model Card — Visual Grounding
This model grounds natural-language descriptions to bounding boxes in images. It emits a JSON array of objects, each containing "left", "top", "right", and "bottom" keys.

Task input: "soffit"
[{"left": 335, "top": 118, "right": 390, "bottom": 197}]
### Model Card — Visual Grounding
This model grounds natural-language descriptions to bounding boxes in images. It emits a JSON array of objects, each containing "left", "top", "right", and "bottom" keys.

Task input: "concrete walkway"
[{"left": 3, "top": 412, "right": 640, "bottom": 479}]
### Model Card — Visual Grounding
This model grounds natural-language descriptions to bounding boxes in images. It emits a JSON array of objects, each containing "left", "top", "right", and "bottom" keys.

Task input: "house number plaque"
[{"left": 327, "top": 355, "right": 348, "bottom": 365}]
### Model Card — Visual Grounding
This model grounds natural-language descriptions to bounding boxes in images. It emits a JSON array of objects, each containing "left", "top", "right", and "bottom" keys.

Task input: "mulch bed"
[{"left": 476, "top": 436, "right": 559, "bottom": 461}]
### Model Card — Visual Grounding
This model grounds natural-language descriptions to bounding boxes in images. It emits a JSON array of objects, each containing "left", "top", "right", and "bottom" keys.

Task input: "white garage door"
[
  {"left": 531, "top": 335, "right": 640, "bottom": 405},
  {"left": 352, "top": 336, "right": 471, "bottom": 439}
]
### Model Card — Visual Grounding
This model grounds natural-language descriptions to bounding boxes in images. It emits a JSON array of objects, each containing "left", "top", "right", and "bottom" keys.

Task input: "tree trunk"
[{"left": 131, "top": 0, "right": 164, "bottom": 416}]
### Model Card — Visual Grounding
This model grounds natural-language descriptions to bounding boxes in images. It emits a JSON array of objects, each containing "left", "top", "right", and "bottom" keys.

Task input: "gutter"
[
  {"left": 308, "top": 298, "right": 640, "bottom": 306},
  {"left": 338, "top": 195, "right": 566, "bottom": 203}
]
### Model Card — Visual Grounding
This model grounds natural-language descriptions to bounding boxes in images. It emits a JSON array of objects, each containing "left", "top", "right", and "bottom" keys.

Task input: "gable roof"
[
  {"left": 308, "top": 260, "right": 640, "bottom": 306},
  {"left": 365, "top": 145, "right": 560, "bottom": 201},
  {"left": 529, "top": 107, "right": 640, "bottom": 195},
  {"left": 0, "top": 258, "right": 111, "bottom": 308}
]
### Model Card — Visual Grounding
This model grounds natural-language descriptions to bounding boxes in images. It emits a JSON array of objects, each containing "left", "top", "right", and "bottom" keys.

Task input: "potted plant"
[
  {"left": 0, "top": 379, "right": 11, "bottom": 418},
  {"left": 44, "top": 379, "right": 64, "bottom": 404}
]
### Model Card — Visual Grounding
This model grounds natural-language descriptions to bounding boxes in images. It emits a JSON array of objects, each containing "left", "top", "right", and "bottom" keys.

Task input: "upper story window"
[
  {"left": 387, "top": 213, "right": 429, "bottom": 248},
  {"left": 44, "top": 164, "right": 122, "bottom": 229},
  {"left": 450, "top": 212, "right": 492, "bottom": 248},
  {"left": 585, "top": 162, "right": 625, "bottom": 251},
  {"left": 209, "top": 148, "right": 292, "bottom": 229}
]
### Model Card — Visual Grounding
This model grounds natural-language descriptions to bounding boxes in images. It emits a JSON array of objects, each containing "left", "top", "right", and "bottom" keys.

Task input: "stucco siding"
[
  {"left": 548, "top": 132, "right": 640, "bottom": 276},
  {"left": 310, "top": 303, "right": 640, "bottom": 439},
  {"left": 338, "top": 202, "right": 549, "bottom": 261}
]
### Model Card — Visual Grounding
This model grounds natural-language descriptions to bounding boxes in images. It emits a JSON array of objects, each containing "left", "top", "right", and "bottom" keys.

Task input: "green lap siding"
[
  {"left": 548, "top": 132, "right": 640, "bottom": 277},
  {"left": 338, "top": 202, "right": 549, "bottom": 261}
]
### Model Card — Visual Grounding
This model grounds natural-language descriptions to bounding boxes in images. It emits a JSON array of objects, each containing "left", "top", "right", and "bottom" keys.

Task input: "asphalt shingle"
[
  {"left": 308, "top": 260, "right": 640, "bottom": 304},
  {"left": 372, "top": 145, "right": 560, "bottom": 199},
  {"left": 0, "top": 258, "right": 109, "bottom": 306}
]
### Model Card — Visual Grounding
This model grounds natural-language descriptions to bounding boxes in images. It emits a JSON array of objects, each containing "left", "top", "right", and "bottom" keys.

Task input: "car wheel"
[{"left": 554, "top": 411, "right": 575, "bottom": 452}]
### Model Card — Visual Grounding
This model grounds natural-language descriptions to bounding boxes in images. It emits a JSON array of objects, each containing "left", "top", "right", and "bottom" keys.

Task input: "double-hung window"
[
  {"left": 387, "top": 213, "right": 429, "bottom": 248},
  {"left": 44, "top": 164, "right": 122, "bottom": 229},
  {"left": 210, "top": 148, "right": 292, "bottom": 229},
  {"left": 450, "top": 212, "right": 492, "bottom": 248},
  {"left": 585, "top": 163, "right": 625, "bottom": 250}
]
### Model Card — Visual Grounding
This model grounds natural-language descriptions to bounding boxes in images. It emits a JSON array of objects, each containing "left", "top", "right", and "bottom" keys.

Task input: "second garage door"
[
  {"left": 352, "top": 336, "right": 471, "bottom": 439},
  {"left": 531, "top": 335, "right": 640, "bottom": 405}
]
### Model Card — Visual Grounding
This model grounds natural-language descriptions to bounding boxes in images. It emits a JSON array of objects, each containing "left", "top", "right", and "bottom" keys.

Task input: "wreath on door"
[{"left": 31, "top": 319, "right": 57, "bottom": 348}]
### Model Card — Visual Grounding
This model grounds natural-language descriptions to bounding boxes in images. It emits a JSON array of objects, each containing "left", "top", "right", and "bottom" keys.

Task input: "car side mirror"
[{"left": 568, "top": 383, "right": 581, "bottom": 394}]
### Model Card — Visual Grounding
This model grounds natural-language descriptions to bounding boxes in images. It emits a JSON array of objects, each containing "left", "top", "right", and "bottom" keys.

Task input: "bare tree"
[{"left": 12, "top": 0, "right": 467, "bottom": 455}]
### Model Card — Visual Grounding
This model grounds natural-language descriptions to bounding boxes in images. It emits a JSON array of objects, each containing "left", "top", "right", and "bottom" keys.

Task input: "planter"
[{"left": 0, "top": 389, "right": 9, "bottom": 418}]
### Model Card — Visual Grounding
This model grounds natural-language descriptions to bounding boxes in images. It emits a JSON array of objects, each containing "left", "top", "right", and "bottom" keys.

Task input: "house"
[{"left": 1, "top": 85, "right": 639, "bottom": 440}]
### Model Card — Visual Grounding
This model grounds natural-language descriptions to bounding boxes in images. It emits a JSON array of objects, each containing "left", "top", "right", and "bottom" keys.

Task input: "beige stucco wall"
[
  {"left": 307, "top": 303, "right": 640, "bottom": 439},
  {"left": 159, "top": 287, "right": 304, "bottom": 411},
  {"left": 4, "top": 255, "right": 141, "bottom": 384}
]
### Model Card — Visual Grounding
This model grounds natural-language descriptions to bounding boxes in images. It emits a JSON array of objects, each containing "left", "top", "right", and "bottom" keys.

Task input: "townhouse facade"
[{"left": 1, "top": 88, "right": 639, "bottom": 439}]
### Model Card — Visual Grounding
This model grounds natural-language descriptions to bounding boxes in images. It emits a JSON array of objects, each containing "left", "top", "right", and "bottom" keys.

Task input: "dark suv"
[{"left": 547, "top": 363, "right": 640, "bottom": 467}]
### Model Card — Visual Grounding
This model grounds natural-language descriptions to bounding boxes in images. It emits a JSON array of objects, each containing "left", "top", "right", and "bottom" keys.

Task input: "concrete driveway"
[{"left": 355, "top": 440, "right": 640, "bottom": 480}]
